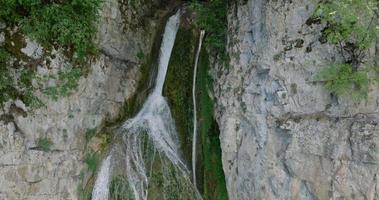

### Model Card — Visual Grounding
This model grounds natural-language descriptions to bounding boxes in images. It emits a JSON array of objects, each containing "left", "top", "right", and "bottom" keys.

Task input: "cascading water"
[
  {"left": 92, "top": 10, "right": 202, "bottom": 200},
  {"left": 92, "top": 155, "right": 112, "bottom": 200},
  {"left": 192, "top": 30, "right": 205, "bottom": 187}
]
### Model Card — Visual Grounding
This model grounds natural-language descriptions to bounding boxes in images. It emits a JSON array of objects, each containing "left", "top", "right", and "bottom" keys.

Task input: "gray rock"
[
  {"left": 97, "top": 0, "right": 164, "bottom": 63},
  {"left": 21, "top": 38, "right": 43, "bottom": 59},
  {"left": 215, "top": 0, "right": 379, "bottom": 199},
  {"left": 0, "top": 32, "right": 4, "bottom": 46},
  {"left": 0, "top": 0, "right": 169, "bottom": 198}
]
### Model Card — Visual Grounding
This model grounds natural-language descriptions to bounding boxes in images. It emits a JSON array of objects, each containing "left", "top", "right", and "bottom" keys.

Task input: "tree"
[{"left": 314, "top": 0, "right": 379, "bottom": 100}]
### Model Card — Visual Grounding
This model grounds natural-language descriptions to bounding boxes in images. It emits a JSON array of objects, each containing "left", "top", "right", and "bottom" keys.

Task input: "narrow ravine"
[
  {"left": 192, "top": 30, "right": 205, "bottom": 186},
  {"left": 91, "top": 10, "right": 202, "bottom": 200}
]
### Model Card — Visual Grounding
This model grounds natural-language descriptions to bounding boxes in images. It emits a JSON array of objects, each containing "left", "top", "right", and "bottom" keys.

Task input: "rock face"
[
  {"left": 215, "top": 0, "right": 379, "bottom": 199},
  {"left": 0, "top": 0, "right": 170, "bottom": 199},
  {"left": 0, "top": 56, "right": 137, "bottom": 200}
]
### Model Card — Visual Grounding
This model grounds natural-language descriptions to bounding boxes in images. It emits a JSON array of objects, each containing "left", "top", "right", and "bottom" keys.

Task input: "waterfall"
[
  {"left": 92, "top": 155, "right": 112, "bottom": 200},
  {"left": 192, "top": 30, "right": 205, "bottom": 187},
  {"left": 91, "top": 10, "right": 202, "bottom": 200}
]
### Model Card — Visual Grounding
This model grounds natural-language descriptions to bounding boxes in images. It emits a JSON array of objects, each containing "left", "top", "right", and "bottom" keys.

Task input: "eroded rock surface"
[
  {"left": 0, "top": 0, "right": 170, "bottom": 199},
  {"left": 215, "top": 0, "right": 379, "bottom": 199}
]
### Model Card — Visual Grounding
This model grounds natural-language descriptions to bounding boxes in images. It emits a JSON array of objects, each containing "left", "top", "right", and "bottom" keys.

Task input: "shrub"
[
  {"left": 314, "top": 0, "right": 378, "bottom": 50},
  {"left": 191, "top": 0, "right": 228, "bottom": 58},
  {"left": 316, "top": 64, "right": 369, "bottom": 100},
  {"left": 0, "top": 0, "right": 101, "bottom": 61},
  {"left": 312, "top": 0, "right": 379, "bottom": 100},
  {"left": 84, "top": 150, "right": 98, "bottom": 173},
  {"left": 0, "top": 0, "right": 100, "bottom": 107},
  {"left": 0, "top": 48, "right": 17, "bottom": 105},
  {"left": 0, "top": 48, "right": 43, "bottom": 107}
]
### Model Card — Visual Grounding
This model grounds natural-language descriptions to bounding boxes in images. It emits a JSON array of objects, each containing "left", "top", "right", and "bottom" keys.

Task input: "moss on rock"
[{"left": 164, "top": 23, "right": 197, "bottom": 165}]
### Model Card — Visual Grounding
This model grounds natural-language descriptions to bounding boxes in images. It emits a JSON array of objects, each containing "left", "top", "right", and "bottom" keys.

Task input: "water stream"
[
  {"left": 192, "top": 30, "right": 205, "bottom": 187},
  {"left": 92, "top": 10, "right": 202, "bottom": 200}
]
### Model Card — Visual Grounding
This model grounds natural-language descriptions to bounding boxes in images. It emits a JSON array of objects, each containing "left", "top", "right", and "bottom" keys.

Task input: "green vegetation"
[
  {"left": 164, "top": 23, "right": 227, "bottom": 199},
  {"left": 0, "top": 48, "right": 15, "bottom": 106},
  {"left": 316, "top": 64, "right": 369, "bottom": 101},
  {"left": 313, "top": 0, "right": 379, "bottom": 100},
  {"left": 191, "top": 0, "right": 228, "bottom": 58},
  {"left": 85, "top": 128, "right": 97, "bottom": 141},
  {"left": 109, "top": 176, "right": 134, "bottom": 200},
  {"left": 77, "top": 129, "right": 111, "bottom": 200},
  {"left": 20, "top": 68, "right": 44, "bottom": 108},
  {"left": 1, "top": 63, "right": 83, "bottom": 105},
  {"left": 0, "top": 0, "right": 100, "bottom": 108},
  {"left": 196, "top": 47, "right": 228, "bottom": 200},
  {"left": 98, "top": 131, "right": 111, "bottom": 153},
  {"left": 0, "top": 0, "right": 101, "bottom": 61},
  {"left": 0, "top": 47, "right": 43, "bottom": 108},
  {"left": 36, "top": 137, "right": 53, "bottom": 152},
  {"left": 84, "top": 149, "right": 99, "bottom": 173},
  {"left": 164, "top": 26, "right": 196, "bottom": 165},
  {"left": 77, "top": 172, "right": 87, "bottom": 200}
]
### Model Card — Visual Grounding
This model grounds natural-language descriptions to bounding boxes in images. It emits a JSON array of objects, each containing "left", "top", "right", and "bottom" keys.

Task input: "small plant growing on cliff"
[
  {"left": 316, "top": 64, "right": 369, "bottom": 100},
  {"left": 85, "top": 128, "right": 97, "bottom": 141},
  {"left": 84, "top": 150, "right": 98, "bottom": 173},
  {"left": 0, "top": 48, "right": 43, "bottom": 108},
  {"left": 36, "top": 137, "right": 53, "bottom": 152},
  {"left": 313, "top": 0, "right": 379, "bottom": 100},
  {"left": 0, "top": 48, "right": 16, "bottom": 106}
]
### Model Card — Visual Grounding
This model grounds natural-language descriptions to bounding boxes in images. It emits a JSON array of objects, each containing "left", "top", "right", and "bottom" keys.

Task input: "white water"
[
  {"left": 192, "top": 30, "right": 205, "bottom": 187},
  {"left": 92, "top": 155, "right": 112, "bottom": 200},
  {"left": 92, "top": 10, "right": 202, "bottom": 200}
]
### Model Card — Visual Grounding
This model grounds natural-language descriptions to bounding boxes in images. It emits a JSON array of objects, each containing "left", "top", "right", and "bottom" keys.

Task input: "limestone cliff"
[
  {"left": 215, "top": 0, "right": 379, "bottom": 199},
  {"left": 0, "top": 0, "right": 173, "bottom": 199},
  {"left": 1, "top": 0, "right": 378, "bottom": 199}
]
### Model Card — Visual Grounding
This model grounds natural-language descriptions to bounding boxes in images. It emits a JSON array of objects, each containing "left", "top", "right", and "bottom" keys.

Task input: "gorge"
[{"left": 0, "top": 0, "right": 378, "bottom": 200}]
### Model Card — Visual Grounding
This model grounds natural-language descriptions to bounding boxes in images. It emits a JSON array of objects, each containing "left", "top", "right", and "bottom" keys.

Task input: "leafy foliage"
[
  {"left": 0, "top": 0, "right": 100, "bottom": 108},
  {"left": 0, "top": 51, "right": 81, "bottom": 106},
  {"left": 0, "top": 48, "right": 41, "bottom": 107},
  {"left": 316, "top": 64, "right": 369, "bottom": 100},
  {"left": 314, "top": 0, "right": 378, "bottom": 49},
  {"left": 0, "top": 48, "right": 16, "bottom": 106},
  {"left": 312, "top": 0, "right": 379, "bottom": 100},
  {"left": 0, "top": 0, "right": 101, "bottom": 61},
  {"left": 191, "top": 0, "right": 227, "bottom": 58}
]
